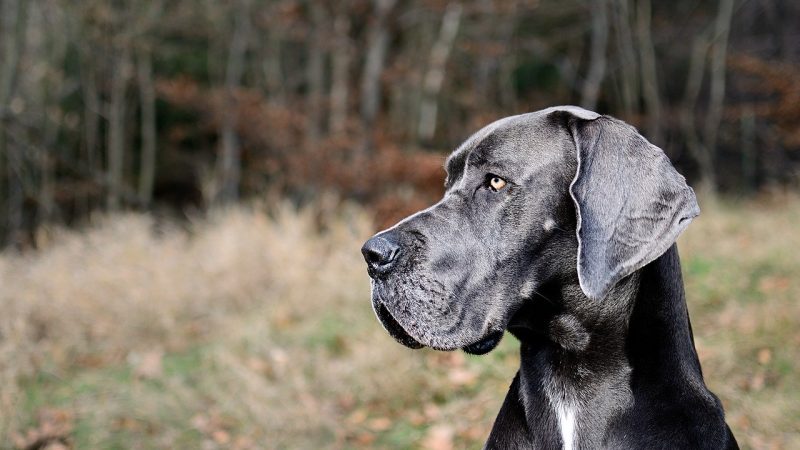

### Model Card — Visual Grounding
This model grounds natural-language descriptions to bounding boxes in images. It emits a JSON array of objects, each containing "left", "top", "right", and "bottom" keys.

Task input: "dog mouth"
[
  {"left": 375, "top": 298, "right": 505, "bottom": 355},
  {"left": 374, "top": 302, "right": 424, "bottom": 349},
  {"left": 462, "top": 330, "right": 504, "bottom": 355}
]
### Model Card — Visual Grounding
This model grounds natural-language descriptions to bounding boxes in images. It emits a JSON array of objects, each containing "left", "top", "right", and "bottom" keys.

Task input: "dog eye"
[{"left": 487, "top": 175, "right": 507, "bottom": 192}]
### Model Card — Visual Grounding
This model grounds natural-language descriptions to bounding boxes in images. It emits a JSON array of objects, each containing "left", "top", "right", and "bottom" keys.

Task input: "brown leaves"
[
  {"left": 745, "top": 348, "right": 777, "bottom": 392},
  {"left": 129, "top": 349, "right": 164, "bottom": 380},
  {"left": 447, "top": 367, "right": 478, "bottom": 388},
  {"left": 421, "top": 424, "right": 455, "bottom": 450},
  {"left": 728, "top": 54, "right": 800, "bottom": 147},
  {"left": 191, "top": 411, "right": 255, "bottom": 450},
  {"left": 345, "top": 408, "right": 368, "bottom": 426},
  {"left": 367, "top": 417, "right": 392, "bottom": 431},
  {"left": 342, "top": 410, "right": 391, "bottom": 446},
  {"left": 757, "top": 348, "right": 772, "bottom": 366},
  {"left": 757, "top": 276, "right": 791, "bottom": 295},
  {"left": 157, "top": 76, "right": 448, "bottom": 232},
  {"left": 11, "top": 408, "right": 74, "bottom": 450}
]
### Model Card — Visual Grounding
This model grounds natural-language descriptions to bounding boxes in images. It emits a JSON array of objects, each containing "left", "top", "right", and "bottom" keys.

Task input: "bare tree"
[
  {"left": 580, "top": 0, "right": 609, "bottom": 110},
  {"left": 37, "top": 6, "right": 71, "bottom": 223},
  {"left": 80, "top": 45, "right": 101, "bottom": 184},
  {"left": 497, "top": 20, "right": 518, "bottom": 114},
  {"left": 330, "top": 10, "right": 352, "bottom": 136},
  {"left": 680, "top": 0, "right": 734, "bottom": 194},
  {"left": 261, "top": 25, "right": 286, "bottom": 106},
  {"left": 359, "top": 0, "right": 397, "bottom": 155},
  {"left": 680, "top": 28, "right": 711, "bottom": 190},
  {"left": 0, "top": 0, "right": 28, "bottom": 114},
  {"left": 2, "top": 0, "right": 799, "bottom": 248},
  {"left": 107, "top": 44, "right": 132, "bottom": 210},
  {"left": 129, "top": 0, "right": 163, "bottom": 207},
  {"left": 216, "top": 0, "right": 252, "bottom": 204},
  {"left": 306, "top": 2, "right": 326, "bottom": 145},
  {"left": 417, "top": 2, "right": 463, "bottom": 142},
  {"left": 740, "top": 106, "right": 756, "bottom": 191},
  {"left": 1, "top": 0, "right": 29, "bottom": 244},
  {"left": 137, "top": 47, "right": 157, "bottom": 206},
  {"left": 635, "top": 0, "right": 662, "bottom": 144},
  {"left": 701, "top": 0, "right": 734, "bottom": 193},
  {"left": 610, "top": 0, "right": 638, "bottom": 118}
]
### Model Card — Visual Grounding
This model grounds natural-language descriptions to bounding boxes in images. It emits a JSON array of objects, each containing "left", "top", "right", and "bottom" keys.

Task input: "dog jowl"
[{"left": 361, "top": 106, "right": 738, "bottom": 449}]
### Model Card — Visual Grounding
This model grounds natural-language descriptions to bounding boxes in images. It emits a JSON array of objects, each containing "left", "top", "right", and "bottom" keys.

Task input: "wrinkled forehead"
[{"left": 444, "top": 111, "right": 568, "bottom": 188}]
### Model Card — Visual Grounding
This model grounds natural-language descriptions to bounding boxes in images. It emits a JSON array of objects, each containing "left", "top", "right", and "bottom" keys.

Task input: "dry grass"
[
  {"left": 0, "top": 197, "right": 798, "bottom": 449},
  {"left": 679, "top": 196, "right": 800, "bottom": 450}
]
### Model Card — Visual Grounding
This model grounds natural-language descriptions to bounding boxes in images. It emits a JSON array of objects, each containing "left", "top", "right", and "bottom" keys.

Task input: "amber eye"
[{"left": 488, "top": 176, "right": 507, "bottom": 192}]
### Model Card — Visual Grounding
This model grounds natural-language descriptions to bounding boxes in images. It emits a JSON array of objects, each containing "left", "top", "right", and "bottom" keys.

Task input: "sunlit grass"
[{"left": 1, "top": 197, "right": 798, "bottom": 449}]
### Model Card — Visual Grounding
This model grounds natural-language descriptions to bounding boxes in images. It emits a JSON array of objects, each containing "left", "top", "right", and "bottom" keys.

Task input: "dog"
[{"left": 361, "top": 106, "right": 738, "bottom": 449}]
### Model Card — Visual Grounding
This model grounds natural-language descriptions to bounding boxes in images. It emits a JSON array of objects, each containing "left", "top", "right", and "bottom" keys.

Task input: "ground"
[{"left": 1, "top": 197, "right": 798, "bottom": 449}]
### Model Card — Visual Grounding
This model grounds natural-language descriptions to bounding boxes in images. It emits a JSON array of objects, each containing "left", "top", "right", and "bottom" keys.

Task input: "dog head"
[{"left": 361, "top": 106, "right": 698, "bottom": 354}]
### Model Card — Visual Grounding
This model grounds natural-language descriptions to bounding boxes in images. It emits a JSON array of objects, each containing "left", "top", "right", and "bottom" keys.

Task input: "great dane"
[{"left": 361, "top": 106, "right": 738, "bottom": 449}]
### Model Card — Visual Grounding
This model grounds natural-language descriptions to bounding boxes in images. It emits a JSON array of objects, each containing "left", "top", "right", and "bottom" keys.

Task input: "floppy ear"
[{"left": 552, "top": 107, "right": 699, "bottom": 300}]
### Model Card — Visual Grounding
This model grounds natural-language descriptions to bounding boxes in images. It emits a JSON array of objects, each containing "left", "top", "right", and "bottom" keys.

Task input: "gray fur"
[
  {"left": 568, "top": 114, "right": 699, "bottom": 300},
  {"left": 361, "top": 106, "right": 737, "bottom": 449}
]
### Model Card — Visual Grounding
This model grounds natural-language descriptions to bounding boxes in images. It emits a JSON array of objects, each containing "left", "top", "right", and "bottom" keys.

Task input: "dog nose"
[{"left": 361, "top": 234, "right": 401, "bottom": 278}]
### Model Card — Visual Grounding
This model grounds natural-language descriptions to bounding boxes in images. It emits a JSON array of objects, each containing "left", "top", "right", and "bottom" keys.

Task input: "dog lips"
[{"left": 462, "top": 331, "right": 504, "bottom": 355}]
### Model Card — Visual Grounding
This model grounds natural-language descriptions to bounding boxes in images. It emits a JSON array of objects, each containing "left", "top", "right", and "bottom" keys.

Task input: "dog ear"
[{"left": 551, "top": 107, "right": 699, "bottom": 300}]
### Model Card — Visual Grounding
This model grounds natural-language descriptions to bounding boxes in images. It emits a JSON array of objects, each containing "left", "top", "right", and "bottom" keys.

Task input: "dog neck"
[{"left": 498, "top": 244, "right": 707, "bottom": 449}]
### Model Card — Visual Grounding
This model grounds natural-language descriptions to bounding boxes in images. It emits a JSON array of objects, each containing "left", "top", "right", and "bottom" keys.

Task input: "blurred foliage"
[{"left": 1, "top": 0, "right": 799, "bottom": 248}]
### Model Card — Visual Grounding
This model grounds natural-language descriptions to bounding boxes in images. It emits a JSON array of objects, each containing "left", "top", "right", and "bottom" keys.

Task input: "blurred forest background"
[
  {"left": 1, "top": 0, "right": 799, "bottom": 246},
  {"left": 1, "top": 0, "right": 799, "bottom": 449}
]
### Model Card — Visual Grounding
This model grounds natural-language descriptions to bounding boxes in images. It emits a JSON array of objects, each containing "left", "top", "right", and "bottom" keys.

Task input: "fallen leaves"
[
  {"left": 11, "top": 408, "right": 74, "bottom": 450},
  {"left": 757, "top": 348, "right": 772, "bottom": 365},
  {"left": 758, "top": 276, "right": 790, "bottom": 295},
  {"left": 190, "top": 411, "right": 256, "bottom": 450},
  {"left": 367, "top": 417, "right": 392, "bottom": 431},
  {"left": 447, "top": 367, "right": 478, "bottom": 387},
  {"left": 346, "top": 408, "right": 368, "bottom": 426},
  {"left": 128, "top": 349, "right": 164, "bottom": 379},
  {"left": 421, "top": 424, "right": 454, "bottom": 450}
]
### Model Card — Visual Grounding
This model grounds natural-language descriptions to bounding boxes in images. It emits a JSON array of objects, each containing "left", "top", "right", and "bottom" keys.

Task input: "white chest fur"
[{"left": 555, "top": 400, "right": 576, "bottom": 450}]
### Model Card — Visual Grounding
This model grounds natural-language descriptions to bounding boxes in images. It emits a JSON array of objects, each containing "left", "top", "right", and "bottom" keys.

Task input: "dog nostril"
[
  {"left": 361, "top": 235, "right": 401, "bottom": 274},
  {"left": 364, "top": 248, "right": 384, "bottom": 265}
]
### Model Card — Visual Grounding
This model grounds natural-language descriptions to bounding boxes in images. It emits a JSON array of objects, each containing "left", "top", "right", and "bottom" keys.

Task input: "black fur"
[{"left": 362, "top": 106, "right": 738, "bottom": 449}]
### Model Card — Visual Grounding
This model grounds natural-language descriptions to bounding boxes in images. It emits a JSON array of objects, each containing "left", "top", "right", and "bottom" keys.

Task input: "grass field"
[{"left": 1, "top": 197, "right": 798, "bottom": 449}]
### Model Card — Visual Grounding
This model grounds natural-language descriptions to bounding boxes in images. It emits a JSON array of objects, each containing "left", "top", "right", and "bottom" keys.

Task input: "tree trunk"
[
  {"left": 38, "top": 7, "right": 71, "bottom": 225},
  {"left": 635, "top": 0, "right": 662, "bottom": 144},
  {"left": 700, "top": 0, "right": 734, "bottom": 194},
  {"left": 306, "top": 2, "right": 326, "bottom": 145},
  {"left": 680, "top": 29, "right": 712, "bottom": 192},
  {"left": 498, "top": 21, "right": 518, "bottom": 114},
  {"left": 79, "top": 43, "right": 101, "bottom": 217},
  {"left": 611, "top": 0, "right": 637, "bottom": 118},
  {"left": 0, "top": 0, "right": 27, "bottom": 109},
  {"left": 401, "top": 17, "right": 436, "bottom": 140},
  {"left": 740, "top": 107, "right": 756, "bottom": 192},
  {"left": 417, "top": 3, "right": 463, "bottom": 142},
  {"left": 1, "top": 0, "right": 29, "bottom": 245},
  {"left": 216, "top": 0, "right": 251, "bottom": 205},
  {"left": 137, "top": 47, "right": 157, "bottom": 206},
  {"left": 330, "top": 12, "right": 351, "bottom": 136},
  {"left": 262, "top": 27, "right": 285, "bottom": 106},
  {"left": 359, "top": 0, "right": 397, "bottom": 156},
  {"left": 580, "top": 0, "right": 608, "bottom": 111},
  {"left": 106, "top": 46, "right": 131, "bottom": 210}
]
